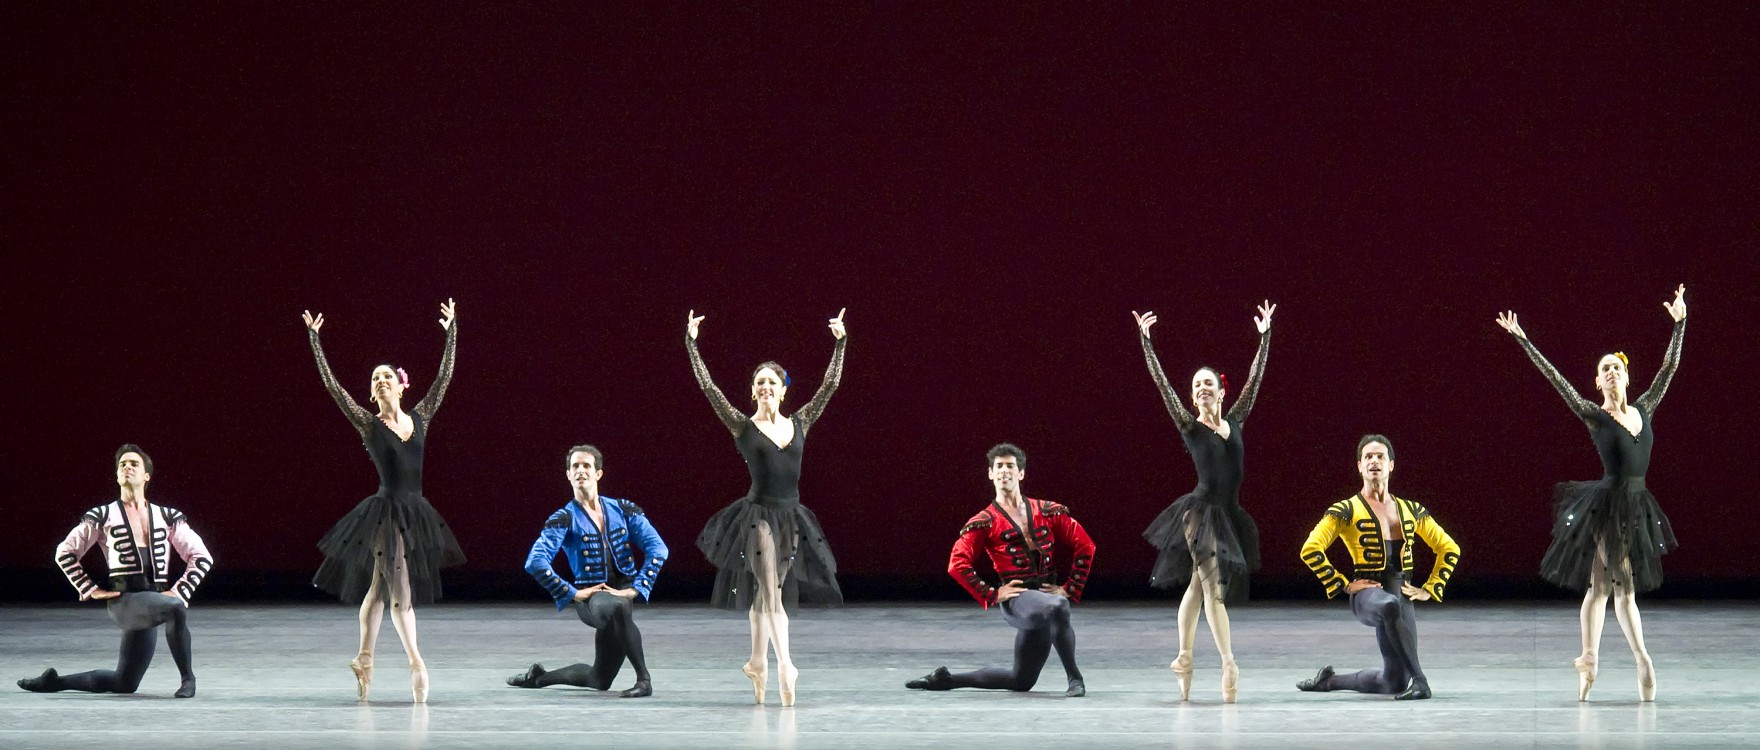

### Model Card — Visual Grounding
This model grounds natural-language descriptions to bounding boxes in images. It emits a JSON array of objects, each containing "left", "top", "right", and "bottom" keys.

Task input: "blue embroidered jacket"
[{"left": 525, "top": 497, "right": 668, "bottom": 609}]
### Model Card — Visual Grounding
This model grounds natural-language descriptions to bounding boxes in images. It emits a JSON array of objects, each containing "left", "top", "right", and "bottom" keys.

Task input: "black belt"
[{"left": 109, "top": 575, "right": 169, "bottom": 594}]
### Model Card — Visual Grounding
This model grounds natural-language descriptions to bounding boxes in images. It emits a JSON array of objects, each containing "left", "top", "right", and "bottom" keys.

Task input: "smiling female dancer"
[
  {"left": 303, "top": 299, "right": 464, "bottom": 702},
  {"left": 687, "top": 308, "right": 846, "bottom": 707},
  {"left": 1497, "top": 284, "right": 1686, "bottom": 702},
  {"left": 1133, "top": 301, "right": 1274, "bottom": 703}
]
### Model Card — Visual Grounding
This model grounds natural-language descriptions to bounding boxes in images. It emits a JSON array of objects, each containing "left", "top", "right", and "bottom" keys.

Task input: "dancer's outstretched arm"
[
  {"left": 1496, "top": 311, "right": 1599, "bottom": 424},
  {"left": 1635, "top": 285, "right": 1687, "bottom": 415},
  {"left": 412, "top": 298, "right": 458, "bottom": 424},
  {"left": 302, "top": 310, "right": 373, "bottom": 437},
  {"left": 685, "top": 310, "right": 745, "bottom": 436},
  {"left": 1134, "top": 311, "right": 1195, "bottom": 430},
  {"left": 1226, "top": 301, "right": 1276, "bottom": 424},
  {"left": 796, "top": 309, "right": 847, "bottom": 436}
]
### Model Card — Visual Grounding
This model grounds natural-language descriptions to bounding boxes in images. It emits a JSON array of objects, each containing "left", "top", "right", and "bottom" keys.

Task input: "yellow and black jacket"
[{"left": 1300, "top": 494, "right": 1460, "bottom": 601}]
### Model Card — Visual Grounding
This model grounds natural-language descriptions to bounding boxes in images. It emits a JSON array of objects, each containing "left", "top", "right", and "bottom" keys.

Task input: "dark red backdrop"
[{"left": 5, "top": 5, "right": 1755, "bottom": 599}]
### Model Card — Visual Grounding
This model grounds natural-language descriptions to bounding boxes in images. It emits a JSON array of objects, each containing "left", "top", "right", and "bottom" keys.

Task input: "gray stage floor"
[{"left": 2, "top": 601, "right": 1756, "bottom": 749}]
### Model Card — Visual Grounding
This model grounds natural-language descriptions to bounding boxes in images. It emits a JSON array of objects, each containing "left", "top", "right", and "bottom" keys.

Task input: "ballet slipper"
[
  {"left": 741, "top": 661, "right": 767, "bottom": 705},
  {"left": 1170, "top": 653, "right": 1194, "bottom": 701},
  {"left": 779, "top": 661, "right": 798, "bottom": 707},
  {"left": 1220, "top": 659, "right": 1238, "bottom": 704},
  {"left": 1573, "top": 654, "right": 1597, "bottom": 702},
  {"left": 410, "top": 661, "right": 428, "bottom": 704},
  {"left": 1636, "top": 656, "right": 1655, "bottom": 702},
  {"left": 349, "top": 655, "right": 373, "bottom": 701}
]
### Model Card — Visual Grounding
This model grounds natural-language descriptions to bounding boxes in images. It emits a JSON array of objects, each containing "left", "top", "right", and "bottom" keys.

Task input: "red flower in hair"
[{"left": 396, "top": 367, "right": 410, "bottom": 387}]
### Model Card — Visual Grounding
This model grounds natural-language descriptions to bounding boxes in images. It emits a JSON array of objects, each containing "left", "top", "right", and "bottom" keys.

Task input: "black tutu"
[
  {"left": 697, "top": 496, "right": 841, "bottom": 612},
  {"left": 1540, "top": 478, "right": 1676, "bottom": 593},
  {"left": 1142, "top": 493, "right": 1261, "bottom": 604},
  {"left": 312, "top": 492, "right": 465, "bottom": 606}
]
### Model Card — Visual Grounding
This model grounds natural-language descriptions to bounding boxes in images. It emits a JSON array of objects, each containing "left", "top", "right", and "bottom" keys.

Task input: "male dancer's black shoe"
[
  {"left": 618, "top": 680, "right": 652, "bottom": 698},
  {"left": 1296, "top": 665, "right": 1335, "bottom": 692},
  {"left": 17, "top": 668, "right": 61, "bottom": 693},
  {"left": 506, "top": 664, "right": 546, "bottom": 688},
  {"left": 905, "top": 666, "right": 952, "bottom": 690},
  {"left": 174, "top": 678, "right": 196, "bottom": 698},
  {"left": 1064, "top": 678, "right": 1086, "bottom": 698},
  {"left": 1394, "top": 680, "right": 1432, "bottom": 701}
]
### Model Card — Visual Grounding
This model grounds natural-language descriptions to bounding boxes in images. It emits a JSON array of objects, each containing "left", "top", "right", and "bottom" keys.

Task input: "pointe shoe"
[
  {"left": 349, "top": 656, "right": 373, "bottom": 701},
  {"left": 779, "top": 662, "right": 798, "bottom": 707},
  {"left": 410, "top": 662, "right": 429, "bottom": 704},
  {"left": 741, "top": 661, "right": 767, "bottom": 705},
  {"left": 1170, "top": 654, "right": 1194, "bottom": 701},
  {"left": 1573, "top": 655, "right": 1597, "bottom": 702},
  {"left": 1636, "top": 657, "right": 1656, "bottom": 702},
  {"left": 1221, "top": 660, "right": 1239, "bottom": 704}
]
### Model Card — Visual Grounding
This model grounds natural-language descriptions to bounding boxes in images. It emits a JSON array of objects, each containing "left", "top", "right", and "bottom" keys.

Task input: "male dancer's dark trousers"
[
  {"left": 56, "top": 591, "right": 194, "bottom": 693},
  {"left": 1320, "top": 573, "right": 1427, "bottom": 693},
  {"left": 944, "top": 589, "right": 1080, "bottom": 691},
  {"left": 531, "top": 592, "right": 650, "bottom": 689}
]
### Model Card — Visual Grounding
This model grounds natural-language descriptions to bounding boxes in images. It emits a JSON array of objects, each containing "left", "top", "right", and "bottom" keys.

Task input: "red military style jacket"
[{"left": 948, "top": 497, "right": 1096, "bottom": 606}]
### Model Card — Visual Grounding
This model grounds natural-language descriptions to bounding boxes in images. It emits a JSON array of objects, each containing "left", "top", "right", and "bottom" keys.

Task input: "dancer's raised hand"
[
  {"left": 687, "top": 310, "right": 705, "bottom": 340},
  {"left": 1663, "top": 284, "right": 1686, "bottom": 322},
  {"left": 302, "top": 310, "right": 326, "bottom": 333},
  {"left": 1496, "top": 311, "right": 1526, "bottom": 339},
  {"left": 438, "top": 298, "right": 456, "bottom": 330},
  {"left": 828, "top": 308, "right": 847, "bottom": 340},
  {"left": 1132, "top": 310, "right": 1158, "bottom": 338},
  {"left": 1254, "top": 301, "right": 1277, "bottom": 334}
]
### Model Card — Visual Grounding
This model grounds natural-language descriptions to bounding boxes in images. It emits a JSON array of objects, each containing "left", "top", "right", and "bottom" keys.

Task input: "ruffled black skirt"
[
  {"left": 312, "top": 492, "right": 466, "bottom": 606},
  {"left": 1142, "top": 492, "right": 1260, "bottom": 604},
  {"left": 697, "top": 495, "right": 841, "bottom": 612},
  {"left": 1540, "top": 478, "right": 1676, "bottom": 593}
]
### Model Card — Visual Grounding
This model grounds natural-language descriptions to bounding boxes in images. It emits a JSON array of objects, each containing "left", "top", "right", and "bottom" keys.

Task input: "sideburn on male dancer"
[
  {"left": 906, "top": 443, "right": 1096, "bottom": 697},
  {"left": 1296, "top": 435, "right": 1459, "bottom": 700},
  {"left": 508, "top": 445, "right": 668, "bottom": 697},
  {"left": 17, "top": 444, "right": 214, "bottom": 698}
]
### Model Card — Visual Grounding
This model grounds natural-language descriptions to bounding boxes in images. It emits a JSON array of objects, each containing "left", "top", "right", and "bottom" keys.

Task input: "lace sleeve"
[
  {"left": 309, "top": 330, "right": 373, "bottom": 436},
  {"left": 1512, "top": 334, "right": 1599, "bottom": 423},
  {"left": 687, "top": 337, "right": 745, "bottom": 436},
  {"left": 1635, "top": 320, "right": 1684, "bottom": 416},
  {"left": 795, "top": 337, "right": 846, "bottom": 436},
  {"left": 412, "top": 323, "right": 457, "bottom": 423},
  {"left": 1140, "top": 332, "right": 1195, "bottom": 430},
  {"left": 1225, "top": 330, "right": 1272, "bottom": 424}
]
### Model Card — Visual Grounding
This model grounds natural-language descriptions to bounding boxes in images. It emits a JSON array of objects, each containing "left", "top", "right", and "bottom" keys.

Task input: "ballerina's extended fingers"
[
  {"left": 687, "top": 310, "right": 705, "bottom": 339},
  {"left": 438, "top": 298, "right": 457, "bottom": 329},
  {"left": 303, "top": 310, "right": 325, "bottom": 332},
  {"left": 1254, "top": 301, "right": 1276, "bottom": 332},
  {"left": 1132, "top": 310, "right": 1158, "bottom": 336},
  {"left": 1664, "top": 284, "right": 1686, "bottom": 321},
  {"left": 1496, "top": 311, "right": 1525, "bottom": 338},
  {"left": 827, "top": 307, "right": 847, "bottom": 339}
]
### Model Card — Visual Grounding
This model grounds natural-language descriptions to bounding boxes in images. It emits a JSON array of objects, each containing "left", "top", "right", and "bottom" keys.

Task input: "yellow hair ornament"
[{"left": 1613, "top": 352, "right": 1629, "bottom": 368}]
